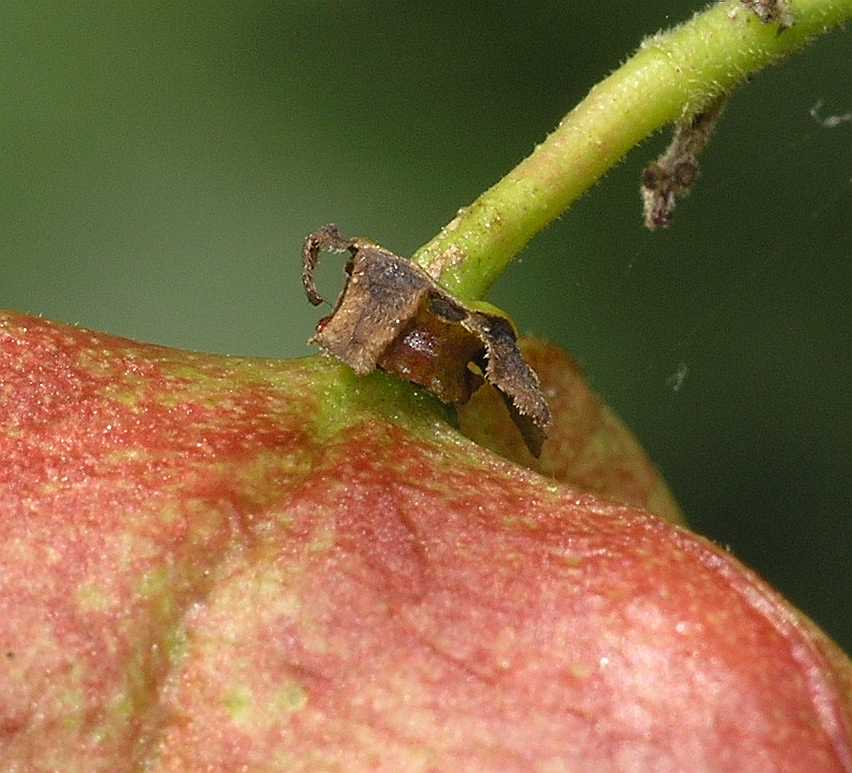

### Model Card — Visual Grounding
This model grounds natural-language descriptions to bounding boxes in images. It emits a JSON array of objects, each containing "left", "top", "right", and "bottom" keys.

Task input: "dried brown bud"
[{"left": 302, "top": 226, "right": 552, "bottom": 455}]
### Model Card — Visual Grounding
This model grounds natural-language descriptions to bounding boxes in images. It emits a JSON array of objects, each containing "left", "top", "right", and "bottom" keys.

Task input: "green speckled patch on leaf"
[
  {"left": 274, "top": 681, "right": 309, "bottom": 713},
  {"left": 223, "top": 685, "right": 253, "bottom": 725},
  {"left": 223, "top": 680, "right": 308, "bottom": 728},
  {"left": 76, "top": 582, "right": 115, "bottom": 613}
]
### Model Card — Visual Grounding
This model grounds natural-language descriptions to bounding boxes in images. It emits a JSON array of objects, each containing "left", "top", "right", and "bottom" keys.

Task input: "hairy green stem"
[{"left": 411, "top": 0, "right": 851, "bottom": 302}]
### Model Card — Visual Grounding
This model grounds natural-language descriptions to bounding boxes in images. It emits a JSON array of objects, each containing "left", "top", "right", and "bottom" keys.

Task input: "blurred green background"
[{"left": 2, "top": 2, "right": 850, "bottom": 649}]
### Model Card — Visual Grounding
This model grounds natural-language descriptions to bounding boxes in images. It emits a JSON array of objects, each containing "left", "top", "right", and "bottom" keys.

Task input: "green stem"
[{"left": 411, "top": 0, "right": 852, "bottom": 302}]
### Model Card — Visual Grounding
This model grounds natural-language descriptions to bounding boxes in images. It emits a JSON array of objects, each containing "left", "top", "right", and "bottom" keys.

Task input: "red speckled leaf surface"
[
  {"left": 1, "top": 311, "right": 850, "bottom": 771},
  {"left": 459, "top": 338, "right": 685, "bottom": 525}
]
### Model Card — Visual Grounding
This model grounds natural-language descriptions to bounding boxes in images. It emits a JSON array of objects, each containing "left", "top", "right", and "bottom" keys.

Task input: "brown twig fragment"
[
  {"left": 302, "top": 225, "right": 552, "bottom": 455},
  {"left": 641, "top": 97, "right": 727, "bottom": 230}
]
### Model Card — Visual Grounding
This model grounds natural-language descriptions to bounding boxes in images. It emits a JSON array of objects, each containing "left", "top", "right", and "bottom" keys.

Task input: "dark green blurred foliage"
[{"left": 2, "top": 2, "right": 850, "bottom": 648}]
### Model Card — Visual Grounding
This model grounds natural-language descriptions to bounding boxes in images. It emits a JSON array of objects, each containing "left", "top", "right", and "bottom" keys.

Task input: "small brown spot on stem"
[
  {"left": 421, "top": 244, "right": 467, "bottom": 283},
  {"left": 740, "top": 0, "right": 793, "bottom": 29}
]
